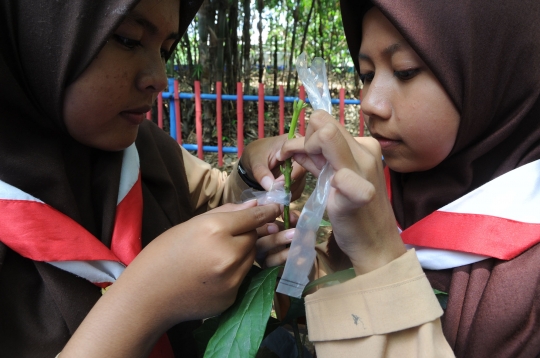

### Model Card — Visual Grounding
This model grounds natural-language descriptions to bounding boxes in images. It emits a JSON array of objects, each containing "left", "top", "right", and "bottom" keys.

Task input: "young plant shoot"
[{"left": 282, "top": 99, "right": 308, "bottom": 229}]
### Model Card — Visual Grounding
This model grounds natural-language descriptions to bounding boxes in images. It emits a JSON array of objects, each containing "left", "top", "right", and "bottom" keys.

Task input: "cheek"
[{"left": 404, "top": 85, "right": 460, "bottom": 167}]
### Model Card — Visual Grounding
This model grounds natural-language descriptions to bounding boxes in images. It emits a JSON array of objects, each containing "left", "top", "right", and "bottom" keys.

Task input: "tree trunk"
[
  {"left": 280, "top": 1, "right": 290, "bottom": 86},
  {"left": 226, "top": 0, "right": 239, "bottom": 94},
  {"left": 257, "top": 0, "right": 264, "bottom": 84},
  {"left": 215, "top": 0, "right": 228, "bottom": 83},
  {"left": 242, "top": 0, "right": 251, "bottom": 94},
  {"left": 293, "top": 0, "right": 315, "bottom": 91},
  {"left": 183, "top": 32, "right": 194, "bottom": 78},
  {"left": 318, "top": 0, "right": 324, "bottom": 59},
  {"left": 285, "top": 4, "right": 299, "bottom": 96},
  {"left": 273, "top": 36, "right": 278, "bottom": 95},
  {"left": 198, "top": 0, "right": 217, "bottom": 143}
]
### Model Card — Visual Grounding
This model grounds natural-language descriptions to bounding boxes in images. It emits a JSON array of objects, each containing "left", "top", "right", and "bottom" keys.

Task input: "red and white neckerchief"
[
  {"left": 0, "top": 143, "right": 175, "bottom": 357},
  {"left": 385, "top": 159, "right": 540, "bottom": 270},
  {"left": 0, "top": 143, "right": 142, "bottom": 284}
]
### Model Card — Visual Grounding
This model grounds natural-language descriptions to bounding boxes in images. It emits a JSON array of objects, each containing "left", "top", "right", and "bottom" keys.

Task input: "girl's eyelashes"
[
  {"left": 359, "top": 72, "right": 375, "bottom": 84},
  {"left": 113, "top": 33, "right": 170, "bottom": 59},
  {"left": 112, "top": 34, "right": 142, "bottom": 50},
  {"left": 394, "top": 68, "right": 420, "bottom": 81},
  {"left": 360, "top": 68, "right": 420, "bottom": 84}
]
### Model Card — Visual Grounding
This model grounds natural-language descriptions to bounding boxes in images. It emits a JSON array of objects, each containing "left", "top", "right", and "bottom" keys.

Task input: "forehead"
[
  {"left": 128, "top": 0, "right": 180, "bottom": 31},
  {"left": 360, "top": 8, "right": 406, "bottom": 53}
]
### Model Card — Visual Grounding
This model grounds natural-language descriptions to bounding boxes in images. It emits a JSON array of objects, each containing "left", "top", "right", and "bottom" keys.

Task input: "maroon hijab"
[
  {"left": 0, "top": 0, "right": 204, "bottom": 356},
  {"left": 340, "top": 2, "right": 540, "bottom": 356}
]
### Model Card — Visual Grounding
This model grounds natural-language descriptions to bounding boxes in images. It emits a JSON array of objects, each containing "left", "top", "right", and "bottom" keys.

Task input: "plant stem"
[
  {"left": 291, "top": 318, "right": 304, "bottom": 358},
  {"left": 283, "top": 99, "right": 307, "bottom": 229}
]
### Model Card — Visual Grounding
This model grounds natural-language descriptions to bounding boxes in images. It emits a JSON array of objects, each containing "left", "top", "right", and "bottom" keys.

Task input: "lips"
[
  {"left": 371, "top": 132, "right": 401, "bottom": 150},
  {"left": 120, "top": 105, "right": 151, "bottom": 125}
]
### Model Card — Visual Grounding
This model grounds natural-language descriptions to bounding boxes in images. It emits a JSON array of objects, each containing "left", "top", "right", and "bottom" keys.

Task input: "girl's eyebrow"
[
  {"left": 125, "top": 11, "right": 180, "bottom": 41},
  {"left": 359, "top": 41, "right": 410, "bottom": 61}
]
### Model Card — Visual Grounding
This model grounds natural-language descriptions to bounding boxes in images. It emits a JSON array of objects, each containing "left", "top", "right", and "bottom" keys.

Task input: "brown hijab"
[
  {"left": 0, "top": 0, "right": 204, "bottom": 356},
  {"left": 340, "top": 1, "right": 540, "bottom": 356},
  {"left": 342, "top": 0, "right": 540, "bottom": 228}
]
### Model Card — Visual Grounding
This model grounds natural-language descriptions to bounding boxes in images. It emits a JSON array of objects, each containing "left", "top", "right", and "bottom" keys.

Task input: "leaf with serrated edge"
[{"left": 204, "top": 266, "right": 281, "bottom": 358}]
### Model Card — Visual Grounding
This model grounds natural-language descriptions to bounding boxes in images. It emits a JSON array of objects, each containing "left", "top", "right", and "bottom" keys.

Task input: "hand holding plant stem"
[{"left": 282, "top": 99, "right": 308, "bottom": 229}]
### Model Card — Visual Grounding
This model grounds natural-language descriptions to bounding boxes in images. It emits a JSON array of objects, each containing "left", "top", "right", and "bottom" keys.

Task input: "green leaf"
[
  {"left": 204, "top": 266, "right": 281, "bottom": 358},
  {"left": 302, "top": 268, "right": 356, "bottom": 294},
  {"left": 319, "top": 219, "right": 332, "bottom": 227},
  {"left": 433, "top": 289, "right": 449, "bottom": 310},
  {"left": 432, "top": 289, "right": 448, "bottom": 296}
]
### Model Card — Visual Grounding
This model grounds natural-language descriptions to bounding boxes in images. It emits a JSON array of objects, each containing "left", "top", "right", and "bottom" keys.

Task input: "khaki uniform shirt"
[
  {"left": 182, "top": 147, "right": 454, "bottom": 357},
  {"left": 307, "top": 249, "right": 455, "bottom": 357}
]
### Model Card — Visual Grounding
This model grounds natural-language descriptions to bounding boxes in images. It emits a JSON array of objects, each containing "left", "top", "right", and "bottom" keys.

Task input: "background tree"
[{"left": 172, "top": 0, "right": 357, "bottom": 146}]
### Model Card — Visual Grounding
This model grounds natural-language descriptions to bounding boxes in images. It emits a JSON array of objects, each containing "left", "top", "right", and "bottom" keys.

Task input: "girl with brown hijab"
[
  {"left": 279, "top": 0, "right": 540, "bottom": 357},
  {"left": 0, "top": 0, "right": 301, "bottom": 356}
]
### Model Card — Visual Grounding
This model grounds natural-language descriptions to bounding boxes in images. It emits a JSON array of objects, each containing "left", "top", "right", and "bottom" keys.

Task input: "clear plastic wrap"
[
  {"left": 276, "top": 53, "right": 335, "bottom": 298},
  {"left": 240, "top": 181, "right": 291, "bottom": 206}
]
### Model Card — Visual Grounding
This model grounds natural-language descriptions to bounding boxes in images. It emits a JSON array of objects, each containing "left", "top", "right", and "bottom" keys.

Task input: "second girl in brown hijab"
[{"left": 280, "top": 0, "right": 540, "bottom": 357}]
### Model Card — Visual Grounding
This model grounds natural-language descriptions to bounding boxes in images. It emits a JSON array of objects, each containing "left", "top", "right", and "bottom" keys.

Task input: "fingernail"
[
  {"left": 284, "top": 229, "right": 295, "bottom": 240},
  {"left": 276, "top": 149, "right": 282, "bottom": 161},
  {"left": 267, "top": 223, "right": 279, "bottom": 234},
  {"left": 261, "top": 176, "right": 273, "bottom": 191}
]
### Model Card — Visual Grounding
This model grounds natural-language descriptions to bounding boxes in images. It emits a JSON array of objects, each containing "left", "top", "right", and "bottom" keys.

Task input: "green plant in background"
[{"left": 192, "top": 64, "right": 203, "bottom": 80}]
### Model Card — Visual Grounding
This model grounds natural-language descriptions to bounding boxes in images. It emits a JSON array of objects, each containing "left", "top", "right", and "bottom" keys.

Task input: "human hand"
[
  {"left": 240, "top": 135, "right": 306, "bottom": 201},
  {"left": 62, "top": 201, "right": 281, "bottom": 357},
  {"left": 255, "top": 209, "right": 299, "bottom": 268},
  {"left": 279, "top": 110, "right": 405, "bottom": 275},
  {"left": 130, "top": 200, "right": 282, "bottom": 323}
]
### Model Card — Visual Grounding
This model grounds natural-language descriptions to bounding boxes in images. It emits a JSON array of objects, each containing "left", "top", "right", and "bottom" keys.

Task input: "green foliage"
[
  {"left": 319, "top": 219, "right": 331, "bottom": 227},
  {"left": 433, "top": 289, "right": 449, "bottom": 310},
  {"left": 198, "top": 266, "right": 281, "bottom": 358},
  {"left": 192, "top": 64, "right": 203, "bottom": 80}
]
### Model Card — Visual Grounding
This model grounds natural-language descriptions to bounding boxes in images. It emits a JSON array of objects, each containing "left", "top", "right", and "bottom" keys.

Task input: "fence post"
[
  {"left": 168, "top": 79, "right": 177, "bottom": 141},
  {"left": 359, "top": 88, "right": 364, "bottom": 137},
  {"left": 157, "top": 92, "right": 163, "bottom": 129},
  {"left": 237, "top": 82, "right": 244, "bottom": 157},
  {"left": 339, "top": 88, "right": 345, "bottom": 126},
  {"left": 194, "top": 81, "right": 203, "bottom": 160},
  {"left": 174, "top": 79, "right": 182, "bottom": 144},
  {"left": 299, "top": 85, "right": 306, "bottom": 136},
  {"left": 279, "top": 85, "right": 285, "bottom": 135},
  {"left": 258, "top": 83, "right": 265, "bottom": 139},
  {"left": 216, "top": 81, "right": 223, "bottom": 167}
]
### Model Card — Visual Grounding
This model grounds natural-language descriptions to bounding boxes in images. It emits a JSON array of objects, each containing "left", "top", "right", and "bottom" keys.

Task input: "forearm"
[
  {"left": 182, "top": 146, "right": 247, "bottom": 212},
  {"left": 60, "top": 282, "right": 165, "bottom": 357}
]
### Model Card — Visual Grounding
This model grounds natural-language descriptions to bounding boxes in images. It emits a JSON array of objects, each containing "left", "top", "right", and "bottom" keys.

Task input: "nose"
[
  {"left": 360, "top": 79, "right": 392, "bottom": 121},
  {"left": 136, "top": 55, "right": 168, "bottom": 94}
]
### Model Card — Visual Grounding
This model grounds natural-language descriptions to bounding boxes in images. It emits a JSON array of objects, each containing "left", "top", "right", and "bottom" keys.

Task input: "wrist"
[
  {"left": 350, "top": 240, "right": 406, "bottom": 275},
  {"left": 237, "top": 158, "right": 264, "bottom": 191}
]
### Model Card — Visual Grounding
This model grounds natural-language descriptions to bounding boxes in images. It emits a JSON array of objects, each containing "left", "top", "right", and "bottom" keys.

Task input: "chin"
[{"left": 80, "top": 132, "right": 138, "bottom": 152}]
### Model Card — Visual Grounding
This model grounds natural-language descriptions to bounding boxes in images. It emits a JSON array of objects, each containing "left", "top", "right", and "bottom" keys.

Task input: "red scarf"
[
  {"left": 385, "top": 160, "right": 540, "bottom": 269},
  {"left": 0, "top": 143, "right": 173, "bottom": 357}
]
